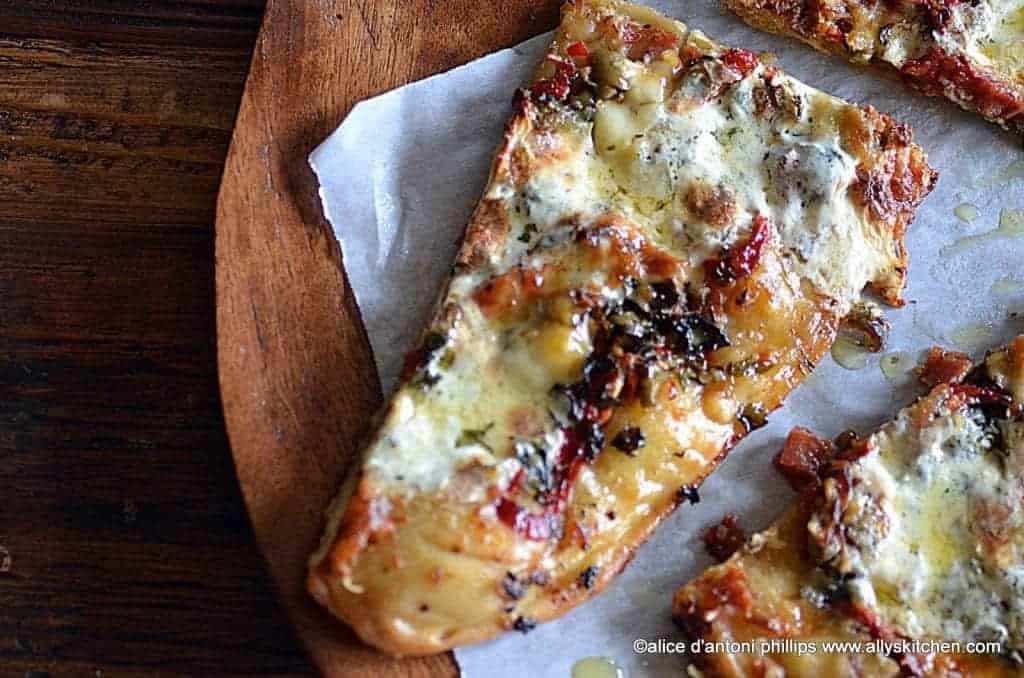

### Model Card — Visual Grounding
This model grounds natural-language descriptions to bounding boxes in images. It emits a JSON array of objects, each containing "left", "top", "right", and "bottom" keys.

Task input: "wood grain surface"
[
  {"left": 1, "top": 1, "right": 317, "bottom": 675},
  {"left": 215, "top": 0, "right": 562, "bottom": 675}
]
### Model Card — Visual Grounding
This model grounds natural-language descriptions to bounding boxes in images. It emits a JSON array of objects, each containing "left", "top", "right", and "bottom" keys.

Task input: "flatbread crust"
[
  {"left": 308, "top": 0, "right": 936, "bottom": 656},
  {"left": 723, "top": 0, "right": 1024, "bottom": 135},
  {"left": 675, "top": 337, "right": 1024, "bottom": 677}
]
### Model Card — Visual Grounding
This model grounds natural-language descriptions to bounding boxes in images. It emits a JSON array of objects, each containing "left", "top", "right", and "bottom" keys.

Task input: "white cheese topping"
[
  {"left": 818, "top": 396, "right": 1024, "bottom": 651},
  {"left": 362, "top": 20, "right": 907, "bottom": 495}
]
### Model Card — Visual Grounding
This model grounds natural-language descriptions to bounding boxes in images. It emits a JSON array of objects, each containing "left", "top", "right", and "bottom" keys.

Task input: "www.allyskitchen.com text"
[{"left": 634, "top": 637, "right": 1003, "bottom": 656}]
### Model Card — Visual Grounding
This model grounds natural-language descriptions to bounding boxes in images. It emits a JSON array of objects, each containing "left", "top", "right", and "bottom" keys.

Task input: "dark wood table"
[{"left": 1, "top": 2, "right": 314, "bottom": 675}]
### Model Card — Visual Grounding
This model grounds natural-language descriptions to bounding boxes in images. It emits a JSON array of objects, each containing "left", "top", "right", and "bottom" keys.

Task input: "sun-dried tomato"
[{"left": 901, "top": 48, "right": 1024, "bottom": 127}]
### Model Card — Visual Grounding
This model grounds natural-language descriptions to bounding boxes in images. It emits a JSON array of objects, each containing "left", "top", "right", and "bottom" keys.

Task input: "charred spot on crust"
[
  {"left": 677, "top": 484, "right": 701, "bottom": 505},
  {"left": 502, "top": 572, "right": 527, "bottom": 600},
  {"left": 513, "top": 616, "right": 537, "bottom": 633},
  {"left": 579, "top": 565, "right": 600, "bottom": 589},
  {"left": 402, "top": 329, "right": 451, "bottom": 387},
  {"left": 612, "top": 426, "right": 646, "bottom": 455},
  {"left": 738, "top": 403, "right": 768, "bottom": 434}
]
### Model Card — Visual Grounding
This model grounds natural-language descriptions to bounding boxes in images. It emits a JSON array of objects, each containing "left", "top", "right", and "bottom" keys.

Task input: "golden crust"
[
  {"left": 674, "top": 508, "right": 908, "bottom": 677},
  {"left": 308, "top": 0, "right": 936, "bottom": 656}
]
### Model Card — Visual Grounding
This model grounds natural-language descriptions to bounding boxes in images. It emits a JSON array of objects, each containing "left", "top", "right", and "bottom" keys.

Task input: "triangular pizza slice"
[{"left": 309, "top": 0, "right": 936, "bottom": 656}]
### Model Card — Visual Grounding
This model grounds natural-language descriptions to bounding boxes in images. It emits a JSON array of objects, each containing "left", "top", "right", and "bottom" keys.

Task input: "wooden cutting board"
[{"left": 215, "top": 1, "right": 560, "bottom": 674}]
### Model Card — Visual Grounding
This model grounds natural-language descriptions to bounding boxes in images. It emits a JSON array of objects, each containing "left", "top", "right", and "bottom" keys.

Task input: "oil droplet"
[
  {"left": 951, "top": 322, "right": 992, "bottom": 352},
  {"left": 954, "top": 203, "right": 979, "bottom": 222},
  {"left": 941, "top": 208, "right": 1024, "bottom": 256},
  {"left": 993, "top": 275, "right": 1023, "bottom": 295},
  {"left": 831, "top": 335, "right": 870, "bottom": 370},
  {"left": 998, "top": 208, "right": 1024, "bottom": 236},
  {"left": 879, "top": 351, "right": 912, "bottom": 380},
  {"left": 571, "top": 656, "right": 624, "bottom": 678}
]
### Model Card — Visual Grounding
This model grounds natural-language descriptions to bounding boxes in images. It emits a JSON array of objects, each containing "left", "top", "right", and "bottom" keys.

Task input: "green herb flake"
[
  {"left": 518, "top": 223, "right": 539, "bottom": 243},
  {"left": 456, "top": 423, "right": 495, "bottom": 451}
]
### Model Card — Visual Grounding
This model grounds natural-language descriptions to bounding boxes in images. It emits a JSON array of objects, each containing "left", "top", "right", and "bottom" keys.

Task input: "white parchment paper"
[{"left": 309, "top": 2, "right": 1024, "bottom": 675}]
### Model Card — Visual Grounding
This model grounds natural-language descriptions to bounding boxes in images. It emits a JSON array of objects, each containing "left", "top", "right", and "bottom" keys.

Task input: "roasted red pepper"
[
  {"left": 566, "top": 40, "right": 589, "bottom": 60},
  {"left": 722, "top": 49, "right": 759, "bottom": 78},
  {"left": 530, "top": 56, "right": 579, "bottom": 102},
  {"left": 705, "top": 214, "right": 771, "bottom": 283},
  {"left": 616, "top": 21, "right": 680, "bottom": 60}
]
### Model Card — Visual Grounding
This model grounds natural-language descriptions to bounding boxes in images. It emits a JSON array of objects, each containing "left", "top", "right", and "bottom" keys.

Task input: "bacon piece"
[
  {"left": 703, "top": 514, "right": 747, "bottom": 562},
  {"left": 597, "top": 18, "right": 681, "bottom": 61},
  {"left": 916, "top": 346, "right": 972, "bottom": 387},
  {"left": 698, "top": 566, "right": 754, "bottom": 613},
  {"left": 774, "top": 427, "right": 836, "bottom": 491}
]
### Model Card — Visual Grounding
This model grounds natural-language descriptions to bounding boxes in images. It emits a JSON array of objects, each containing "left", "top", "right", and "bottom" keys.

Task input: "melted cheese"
[
  {"left": 826, "top": 0, "right": 1024, "bottom": 82},
  {"left": 813, "top": 366, "right": 1024, "bottom": 651},
  {"left": 364, "top": 45, "right": 901, "bottom": 493},
  {"left": 948, "top": 0, "right": 1024, "bottom": 84}
]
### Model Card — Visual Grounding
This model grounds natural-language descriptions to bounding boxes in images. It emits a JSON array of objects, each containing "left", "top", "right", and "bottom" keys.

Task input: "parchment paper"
[{"left": 309, "top": 2, "right": 1024, "bottom": 675}]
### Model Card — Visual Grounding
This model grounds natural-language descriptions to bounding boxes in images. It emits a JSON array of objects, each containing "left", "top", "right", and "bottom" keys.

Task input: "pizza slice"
[
  {"left": 723, "top": 0, "right": 1024, "bottom": 134},
  {"left": 308, "top": 0, "right": 936, "bottom": 656},
  {"left": 674, "top": 337, "right": 1024, "bottom": 676}
]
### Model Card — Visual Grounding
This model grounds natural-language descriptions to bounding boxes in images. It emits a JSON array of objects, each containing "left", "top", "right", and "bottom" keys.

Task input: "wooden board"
[
  {"left": 0, "top": 3, "right": 316, "bottom": 675},
  {"left": 215, "top": 1, "right": 560, "bottom": 674}
]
